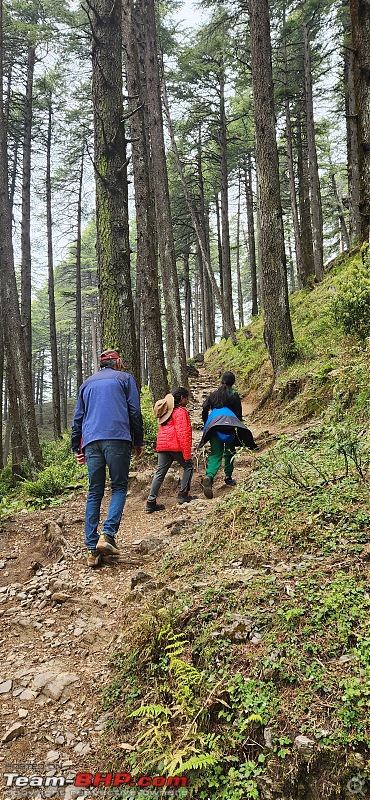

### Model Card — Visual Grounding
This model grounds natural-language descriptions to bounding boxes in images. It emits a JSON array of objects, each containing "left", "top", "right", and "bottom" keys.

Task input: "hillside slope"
[
  {"left": 99, "top": 252, "right": 370, "bottom": 800},
  {"left": 1, "top": 252, "right": 370, "bottom": 799}
]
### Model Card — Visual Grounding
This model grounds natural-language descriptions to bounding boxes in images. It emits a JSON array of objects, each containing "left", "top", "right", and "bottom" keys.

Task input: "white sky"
[{"left": 173, "top": 0, "right": 208, "bottom": 31}]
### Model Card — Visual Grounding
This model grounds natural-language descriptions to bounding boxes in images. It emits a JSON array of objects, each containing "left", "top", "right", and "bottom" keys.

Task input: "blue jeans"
[{"left": 84, "top": 439, "right": 132, "bottom": 550}]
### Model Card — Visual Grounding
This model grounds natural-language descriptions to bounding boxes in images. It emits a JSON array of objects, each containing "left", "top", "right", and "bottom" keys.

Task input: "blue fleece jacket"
[{"left": 71, "top": 368, "right": 143, "bottom": 452}]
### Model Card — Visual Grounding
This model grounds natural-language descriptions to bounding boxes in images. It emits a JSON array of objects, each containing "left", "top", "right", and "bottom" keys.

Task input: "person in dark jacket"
[
  {"left": 200, "top": 371, "right": 257, "bottom": 499},
  {"left": 146, "top": 387, "right": 197, "bottom": 513},
  {"left": 71, "top": 349, "right": 144, "bottom": 567}
]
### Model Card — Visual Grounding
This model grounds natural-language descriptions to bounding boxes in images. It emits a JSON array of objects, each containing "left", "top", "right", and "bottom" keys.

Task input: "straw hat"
[{"left": 153, "top": 393, "right": 174, "bottom": 424}]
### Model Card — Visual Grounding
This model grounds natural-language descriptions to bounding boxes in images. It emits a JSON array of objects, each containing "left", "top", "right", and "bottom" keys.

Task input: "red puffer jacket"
[{"left": 156, "top": 406, "right": 192, "bottom": 460}]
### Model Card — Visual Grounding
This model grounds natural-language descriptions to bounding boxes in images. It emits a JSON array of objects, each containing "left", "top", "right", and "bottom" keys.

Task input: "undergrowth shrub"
[
  {"left": 140, "top": 386, "right": 158, "bottom": 451},
  {"left": 331, "top": 246, "right": 370, "bottom": 341}
]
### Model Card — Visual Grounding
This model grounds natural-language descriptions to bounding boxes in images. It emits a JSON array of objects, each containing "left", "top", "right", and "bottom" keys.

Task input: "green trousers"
[{"left": 206, "top": 434, "right": 235, "bottom": 478}]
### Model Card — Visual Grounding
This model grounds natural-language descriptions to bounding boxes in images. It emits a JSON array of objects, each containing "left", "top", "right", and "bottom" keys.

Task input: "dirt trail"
[{"left": 0, "top": 366, "right": 269, "bottom": 799}]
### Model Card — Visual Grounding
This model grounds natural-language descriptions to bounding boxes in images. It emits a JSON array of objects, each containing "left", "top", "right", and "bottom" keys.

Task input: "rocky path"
[{"left": 0, "top": 367, "right": 266, "bottom": 800}]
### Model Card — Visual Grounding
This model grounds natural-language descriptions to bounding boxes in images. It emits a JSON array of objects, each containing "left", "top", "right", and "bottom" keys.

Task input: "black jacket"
[
  {"left": 198, "top": 406, "right": 257, "bottom": 450},
  {"left": 202, "top": 390, "right": 242, "bottom": 424}
]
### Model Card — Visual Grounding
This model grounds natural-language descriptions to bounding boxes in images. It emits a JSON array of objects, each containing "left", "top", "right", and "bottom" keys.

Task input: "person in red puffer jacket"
[{"left": 146, "top": 387, "right": 198, "bottom": 513}]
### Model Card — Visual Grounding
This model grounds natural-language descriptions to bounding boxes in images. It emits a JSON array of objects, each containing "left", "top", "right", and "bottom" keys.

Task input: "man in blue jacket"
[{"left": 71, "top": 349, "right": 144, "bottom": 567}]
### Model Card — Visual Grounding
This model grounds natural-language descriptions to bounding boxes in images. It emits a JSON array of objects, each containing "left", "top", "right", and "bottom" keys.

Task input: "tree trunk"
[
  {"left": 0, "top": 304, "right": 3, "bottom": 468},
  {"left": 249, "top": 0, "right": 295, "bottom": 373},
  {"left": 90, "top": 311, "right": 99, "bottom": 374},
  {"left": 46, "top": 101, "right": 61, "bottom": 439},
  {"left": 0, "top": 0, "right": 42, "bottom": 475},
  {"left": 7, "top": 365, "right": 24, "bottom": 479},
  {"left": 330, "top": 166, "right": 350, "bottom": 251},
  {"left": 244, "top": 154, "right": 258, "bottom": 317},
  {"left": 215, "top": 192, "right": 223, "bottom": 296},
  {"left": 296, "top": 107, "right": 315, "bottom": 282},
  {"left": 236, "top": 175, "right": 244, "bottom": 328},
  {"left": 89, "top": 0, "right": 139, "bottom": 385},
  {"left": 122, "top": 0, "right": 168, "bottom": 399},
  {"left": 196, "top": 132, "right": 214, "bottom": 349},
  {"left": 349, "top": 0, "right": 370, "bottom": 241},
  {"left": 282, "top": 16, "right": 305, "bottom": 287},
  {"left": 21, "top": 44, "right": 36, "bottom": 376},
  {"left": 162, "top": 79, "right": 236, "bottom": 343},
  {"left": 183, "top": 249, "right": 191, "bottom": 358},
  {"left": 343, "top": 5, "right": 362, "bottom": 244},
  {"left": 288, "top": 235, "right": 296, "bottom": 293},
  {"left": 38, "top": 351, "right": 44, "bottom": 426},
  {"left": 76, "top": 148, "right": 84, "bottom": 391},
  {"left": 303, "top": 19, "right": 324, "bottom": 280},
  {"left": 193, "top": 267, "right": 200, "bottom": 356},
  {"left": 138, "top": 0, "right": 188, "bottom": 388},
  {"left": 219, "top": 66, "right": 236, "bottom": 335}
]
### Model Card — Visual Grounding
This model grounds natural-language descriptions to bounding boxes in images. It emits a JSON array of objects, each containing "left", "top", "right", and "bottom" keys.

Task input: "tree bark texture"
[
  {"left": 282, "top": 18, "right": 305, "bottom": 287},
  {"left": 196, "top": 134, "right": 214, "bottom": 349},
  {"left": 139, "top": 0, "right": 188, "bottom": 389},
  {"left": 0, "top": 0, "right": 42, "bottom": 475},
  {"left": 219, "top": 66, "right": 236, "bottom": 335},
  {"left": 75, "top": 149, "right": 84, "bottom": 391},
  {"left": 0, "top": 300, "right": 3, "bottom": 467},
  {"left": 236, "top": 177, "right": 244, "bottom": 327},
  {"left": 249, "top": 0, "right": 295, "bottom": 373},
  {"left": 89, "top": 0, "right": 139, "bottom": 385},
  {"left": 303, "top": 20, "right": 324, "bottom": 280},
  {"left": 296, "top": 108, "right": 315, "bottom": 282},
  {"left": 244, "top": 154, "right": 258, "bottom": 317},
  {"left": 349, "top": 0, "right": 370, "bottom": 241},
  {"left": 20, "top": 44, "right": 35, "bottom": 375},
  {"left": 343, "top": 4, "right": 362, "bottom": 244},
  {"left": 46, "top": 102, "right": 61, "bottom": 439},
  {"left": 122, "top": 0, "right": 169, "bottom": 400}
]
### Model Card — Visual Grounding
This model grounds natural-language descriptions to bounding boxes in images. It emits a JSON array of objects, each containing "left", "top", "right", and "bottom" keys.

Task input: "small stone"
[
  {"left": 264, "top": 727, "right": 273, "bottom": 749},
  {"left": 18, "top": 709, "right": 29, "bottom": 718},
  {"left": 131, "top": 571, "right": 153, "bottom": 590},
  {"left": 51, "top": 592, "right": 71, "bottom": 603},
  {"left": 91, "top": 593, "right": 108, "bottom": 607},
  {"left": 0, "top": 680, "right": 12, "bottom": 694},
  {"left": 73, "top": 742, "right": 91, "bottom": 755},
  {"left": 137, "top": 538, "right": 164, "bottom": 555},
  {"left": 1, "top": 721, "right": 25, "bottom": 743},
  {"left": 294, "top": 734, "right": 315, "bottom": 760},
  {"left": 46, "top": 750, "right": 60, "bottom": 763}
]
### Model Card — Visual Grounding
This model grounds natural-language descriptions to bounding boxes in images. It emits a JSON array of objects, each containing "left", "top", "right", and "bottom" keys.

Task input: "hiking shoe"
[
  {"left": 224, "top": 477, "right": 237, "bottom": 486},
  {"left": 203, "top": 476, "right": 213, "bottom": 499},
  {"left": 96, "top": 533, "right": 119, "bottom": 555},
  {"left": 178, "top": 492, "right": 198, "bottom": 505},
  {"left": 87, "top": 549, "right": 102, "bottom": 568},
  {"left": 146, "top": 500, "right": 165, "bottom": 513}
]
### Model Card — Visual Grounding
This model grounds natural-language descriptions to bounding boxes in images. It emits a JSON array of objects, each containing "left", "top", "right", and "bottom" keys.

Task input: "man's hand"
[
  {"left": 74, "top": 452, "right": 86, "bottom": 465},
  {"left": 133, "top": 445, "right": 144, "bottom": 459}
]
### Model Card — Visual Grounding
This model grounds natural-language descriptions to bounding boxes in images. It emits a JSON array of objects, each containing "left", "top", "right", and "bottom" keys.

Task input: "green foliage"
[
  {"left": 0, "top": 435, "right": 86, "bottom": 518},
  {"left": 331, "top": 249, "right": 370, "bottom": 341},
  {"left": 21, "top": 435, "right": 83, "bottom": 503},
  {"left": 140, "top": 387, "right": 158, "bottom": 452}
]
